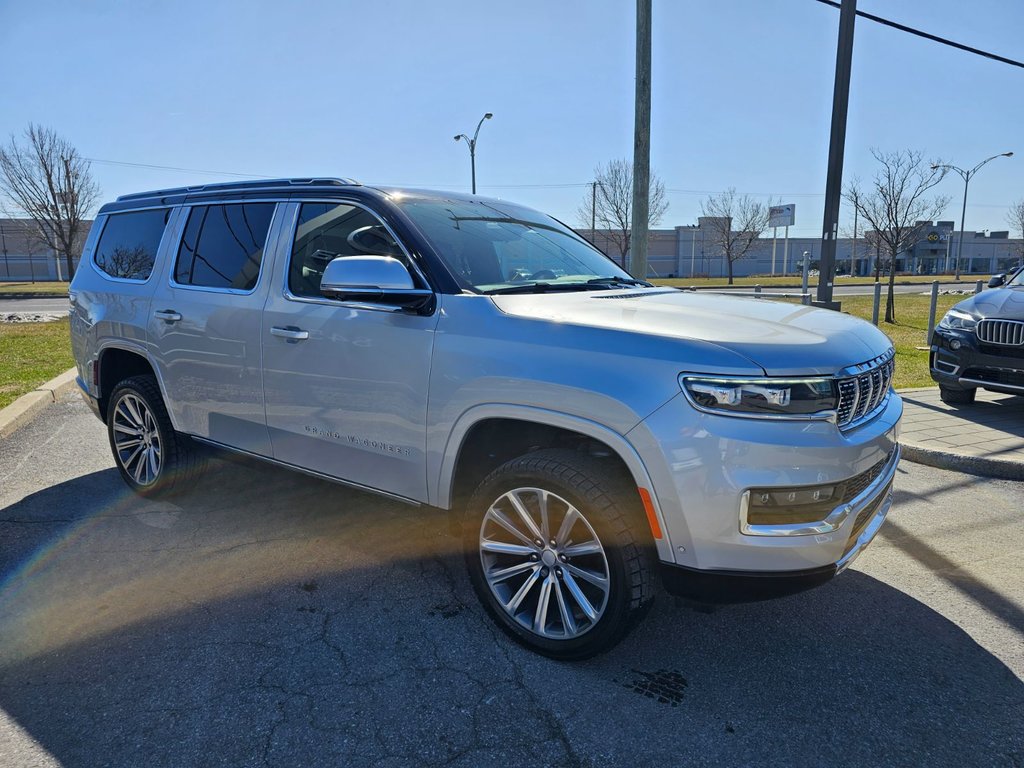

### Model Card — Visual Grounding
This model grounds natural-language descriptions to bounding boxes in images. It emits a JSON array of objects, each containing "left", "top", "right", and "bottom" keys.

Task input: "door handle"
[
  {"left": 270, "top": 326, "right": 310, "bottom": 341},
  {"left": 154, "top": 309, "right": 182, "bottom": 322}
]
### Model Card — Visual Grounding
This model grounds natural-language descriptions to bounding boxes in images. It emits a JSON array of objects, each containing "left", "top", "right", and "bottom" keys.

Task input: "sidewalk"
[{"left": 898, "top": 387, "right": 1024, "bottom": 480}]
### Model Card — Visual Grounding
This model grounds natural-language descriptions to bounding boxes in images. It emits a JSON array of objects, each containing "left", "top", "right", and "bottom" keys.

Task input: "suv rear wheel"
[
  {"left": 464, "top": 449, "right": 655, "bottom": 660},
  {"left": 107, "top": 375, "right": 205, "bottom": 498}
]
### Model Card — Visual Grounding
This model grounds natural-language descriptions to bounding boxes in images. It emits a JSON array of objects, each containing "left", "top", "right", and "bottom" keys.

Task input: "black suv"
[{"left": 930, "top": 265, "right": 1024, "bottom": 403}]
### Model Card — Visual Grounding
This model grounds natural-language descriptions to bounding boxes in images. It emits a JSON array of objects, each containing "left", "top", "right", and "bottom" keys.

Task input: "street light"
[
  {"left": 932, "top": 152, "right": 1013, "bottom": 280},
  {"left": 454, "top": 112, "right": 493, "bottom": 195}
]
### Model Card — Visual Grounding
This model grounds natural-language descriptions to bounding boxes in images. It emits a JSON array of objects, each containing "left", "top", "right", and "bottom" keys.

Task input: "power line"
[
  {"left": 666, "top": 188, "right": 825, "bottom": 197},
  {"left": 813, "top": 0, "right": 1024, "bottom": 70},
  {"left": 84, "top": 157, "right": 273, "bottom": 179}
]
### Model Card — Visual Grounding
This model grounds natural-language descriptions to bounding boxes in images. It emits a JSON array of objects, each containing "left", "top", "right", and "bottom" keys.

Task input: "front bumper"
[
  {"left": 627, "top": 389, "right": 902, "bottom": 576},
  {"left": 931, "top": 327, "right": 1024, "bottom": 394}
]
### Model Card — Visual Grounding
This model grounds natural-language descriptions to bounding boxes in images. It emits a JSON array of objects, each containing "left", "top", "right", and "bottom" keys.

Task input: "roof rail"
[{"left": 115, "top": 177, "right": 361, "bottom": 202}]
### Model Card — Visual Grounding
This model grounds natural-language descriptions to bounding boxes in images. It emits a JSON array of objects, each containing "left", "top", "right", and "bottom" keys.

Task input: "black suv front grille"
[{"left": 977, "top": 319, "right": 1024, "bottom": 346}]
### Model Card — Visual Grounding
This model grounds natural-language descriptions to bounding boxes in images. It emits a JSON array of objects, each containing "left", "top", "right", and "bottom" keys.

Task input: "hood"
[
  {"left": 490, "top": 288, "right": 894, "bottom": 376},
  {"left": 957, "top": 286, "right": 1024, "bottom": 319}
]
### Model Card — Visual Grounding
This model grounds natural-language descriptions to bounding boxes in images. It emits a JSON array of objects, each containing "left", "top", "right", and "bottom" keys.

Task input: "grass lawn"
[
  {"left": 652, "top": 275, "right": 990, "bottom": 289},
  {"left": 834, "top": 293, "right": 961, "bottom": 389},
  {"left": 0, "top": 281, "right": 71, "bottom": 295},
  {"left": 0, "top": 318, "right": 74, "bottom": 409}
]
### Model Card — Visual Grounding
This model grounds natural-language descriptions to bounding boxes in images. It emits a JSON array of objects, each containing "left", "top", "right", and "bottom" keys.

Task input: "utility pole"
[
  {"left": 815, "top": 0, "right": 857, "bottom": 310},
  {"left": 629, "top": 0, "right": 652, "bottom": 280},
  {"left": 851, "top": 203, "right": 858, "bottom": 277},
  {"left": 0, "top": 223, "right": 9, "bottom": 279}
]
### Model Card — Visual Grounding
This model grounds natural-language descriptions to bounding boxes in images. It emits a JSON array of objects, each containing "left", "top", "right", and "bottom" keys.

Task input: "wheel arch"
[
  {"left": 95, "top": 342, "right": 172, "bottom": 425},
  {"left": 436, "top": 405, "right": 674, "bottom": 561}
]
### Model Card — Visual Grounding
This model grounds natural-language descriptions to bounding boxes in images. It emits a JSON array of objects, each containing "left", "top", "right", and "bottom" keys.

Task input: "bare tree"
[
  {"left": 0, "top": 124, "right": 100, "bottom": 280},
  {"left": 844, "top": 149, "right": 949, "bottom": 323},
  {"left": 700, "top": 189, "right": 771, "bottom": 285},
  {"left": 577, "top": 159, "right": 667, "bottom": 266},
  {"left": 1007, "top": 199, "right": 1024, "bottom": 258}
]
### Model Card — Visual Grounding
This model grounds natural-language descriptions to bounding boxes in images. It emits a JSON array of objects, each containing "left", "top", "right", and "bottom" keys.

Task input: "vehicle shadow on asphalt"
[{"left": 0, "top": 458, "right": 1021, "bottom": 767}]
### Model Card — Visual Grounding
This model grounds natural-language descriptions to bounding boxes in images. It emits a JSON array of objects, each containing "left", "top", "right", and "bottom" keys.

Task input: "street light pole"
[
  {"left": 932, "top": 152, "right": 1013, "bottom": 280},
  {"left": 454, "top": 112, "right": 493, "bottom": 195}
]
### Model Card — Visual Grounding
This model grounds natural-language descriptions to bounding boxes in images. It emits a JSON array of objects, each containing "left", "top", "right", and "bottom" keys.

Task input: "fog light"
[
  {"left": 746, "top": 482, "right": 840, "bottom": 525},
  {"left": 950, "top": 339, "right": 962, "bottom": 350}
]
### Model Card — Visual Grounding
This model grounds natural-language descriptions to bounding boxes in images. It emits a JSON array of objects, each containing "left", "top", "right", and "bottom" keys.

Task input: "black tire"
[
  {"left": 939, "top": 385, "right": 976, "bottom": 404},
  {"left": 106, "top": 375, "right": 205, "bottom": 498},
  {"left": 464, "top": 449, "right": 656, "bottom": 660}
]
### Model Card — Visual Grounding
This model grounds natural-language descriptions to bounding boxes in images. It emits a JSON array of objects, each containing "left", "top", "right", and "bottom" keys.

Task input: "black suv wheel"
[{"left": 939, "top": 385, "right": 976, "bottom": 404}]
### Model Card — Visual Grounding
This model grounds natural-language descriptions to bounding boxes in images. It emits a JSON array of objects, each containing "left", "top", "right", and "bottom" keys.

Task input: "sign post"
[{"left": 769, "top": 205, "right": 796, "bottom": 276}]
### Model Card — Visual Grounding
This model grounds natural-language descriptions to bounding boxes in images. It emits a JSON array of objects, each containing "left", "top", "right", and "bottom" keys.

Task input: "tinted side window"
[
  {"left": 175, "top": 203, "right": 275, "bottom": 290},
  {"left": 94, "top": 208, "right": 170, "bottom": 280},
  {"left": 289, "top": 203, "right": 406, "bottom": 298}
]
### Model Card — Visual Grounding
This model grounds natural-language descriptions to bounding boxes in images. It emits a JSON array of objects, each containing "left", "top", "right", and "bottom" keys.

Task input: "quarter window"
[
  {"left": 94, "top": 208, "right": 170, "bottom": 281},
  {"left": 175, "top": 203, "right": 275, "bottom": 290},
  {"left": 289, "top": 203, "right": 407, "bottom": 298}
]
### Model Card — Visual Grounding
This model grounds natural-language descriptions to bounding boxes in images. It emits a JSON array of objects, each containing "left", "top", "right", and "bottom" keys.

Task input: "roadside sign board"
[{"left": 769, "top": 204, "right": 795, "bottom": 228}]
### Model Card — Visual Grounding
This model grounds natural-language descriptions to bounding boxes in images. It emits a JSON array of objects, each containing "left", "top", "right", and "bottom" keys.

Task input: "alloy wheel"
[
  {"left": 479, "top": 487, "right": 611, "bottom": 640},
  {"left": 111, "top": 393, "right": 162, "bottom": 486}
]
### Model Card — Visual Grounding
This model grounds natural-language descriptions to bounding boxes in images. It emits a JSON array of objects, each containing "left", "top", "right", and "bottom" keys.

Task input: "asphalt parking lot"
[{"left": 1, "top": 394, "right": 1022, "bottom": 767}]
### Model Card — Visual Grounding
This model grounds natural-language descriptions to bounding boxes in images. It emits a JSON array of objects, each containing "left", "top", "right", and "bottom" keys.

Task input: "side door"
[
  {"left": 261, "top": 200, "right": 439, "bottom": 502},
  {"left": 148, "top": 200, "right": 282, "bottom": 456}
]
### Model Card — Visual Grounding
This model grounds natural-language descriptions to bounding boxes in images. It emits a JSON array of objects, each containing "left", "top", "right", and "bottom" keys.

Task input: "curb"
[
  {"left": 900, "top": 441, "right": 1024, "bottom": 481},
  {"left": 0, "top": 368, "right": 79, "bottom": 439},
  {"left": 896, "top": 387, "right": 1024, "bottom": 480},
  {"left": 0, "top": 293, "right": 69, "bottom": 299}
]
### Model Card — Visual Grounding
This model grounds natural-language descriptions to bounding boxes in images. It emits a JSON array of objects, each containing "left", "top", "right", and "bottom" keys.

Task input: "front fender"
[{"left": 432, "top": 403, "right": 677, "bottom": 563}]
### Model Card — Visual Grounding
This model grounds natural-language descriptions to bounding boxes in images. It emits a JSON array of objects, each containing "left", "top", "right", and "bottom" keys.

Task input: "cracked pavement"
[{"left": 0, "top": 393, "right": 1022, "bottom": 767}]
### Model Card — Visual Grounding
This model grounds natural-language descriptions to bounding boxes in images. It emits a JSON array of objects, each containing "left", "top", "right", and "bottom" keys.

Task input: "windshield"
[
  {"left": 396, "top": 197, "right": 637, "bottom": 293},
  {"left": 1007, "top": 267, "right": 1024, "bottom": 287}
]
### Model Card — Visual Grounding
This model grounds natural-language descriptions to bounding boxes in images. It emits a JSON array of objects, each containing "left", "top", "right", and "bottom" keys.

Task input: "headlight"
[
  {"left": 937, "top": 308, "right": 977, "bottom": 331},
  {"left": 680, "top": 375, "right": 837, "bottom": 418}
]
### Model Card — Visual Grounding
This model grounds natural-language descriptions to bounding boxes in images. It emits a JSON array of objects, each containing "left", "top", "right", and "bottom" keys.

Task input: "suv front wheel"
[
  {"left": 106, "top": 375, "right": 204, "bottom": 498},
  {"left": 464, "top": 449, "right": 655, "bottom": 660},
  {"left": 939, "top": 384, "right": 976, "bottom": 404}
]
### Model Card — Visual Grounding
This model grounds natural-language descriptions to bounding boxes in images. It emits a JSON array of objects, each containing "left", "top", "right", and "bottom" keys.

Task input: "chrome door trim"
[{"left": 190, "top": 436, "right": 421, "bottom": 507}]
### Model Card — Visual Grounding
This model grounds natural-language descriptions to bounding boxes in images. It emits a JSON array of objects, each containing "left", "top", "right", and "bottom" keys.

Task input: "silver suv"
[{"left": 69, "top": 178, "right": 902, "bottom": 658}]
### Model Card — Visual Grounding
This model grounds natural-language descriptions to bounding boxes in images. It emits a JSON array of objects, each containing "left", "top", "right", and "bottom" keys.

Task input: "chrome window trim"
[
  {"left": 167, "top": 201, "right": 281, "bottom": 296},
  {"left": 739, "top": 445, "right": 900, "bottom": 537},
  {"left": 278, "top": 198, "right": 437, "bottom": 314}
]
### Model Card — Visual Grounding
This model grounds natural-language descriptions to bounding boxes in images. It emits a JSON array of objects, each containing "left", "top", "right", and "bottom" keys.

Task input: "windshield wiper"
[
  {"left": 483, "top": 282, "right": 593, "bottom": 295},
  {"left": 586, "top": 276, "right": 653, "bottom": 288}
]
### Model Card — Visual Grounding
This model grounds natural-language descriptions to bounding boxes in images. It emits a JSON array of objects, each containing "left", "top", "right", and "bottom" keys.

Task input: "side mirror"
[
  {"left": 319, "top": 256, "right": 433, "bottom": 310},
  {"left": 988, "top": 274, "right": 1006, "bottom": 288}
]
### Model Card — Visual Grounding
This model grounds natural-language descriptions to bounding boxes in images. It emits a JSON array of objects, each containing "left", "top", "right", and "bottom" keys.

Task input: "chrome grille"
[
  {"left": 835, "top": 353, "right": 895, "bottom": 430},
  {"left": 977, "top": 319, "right": 1024, "bottom": 346}
]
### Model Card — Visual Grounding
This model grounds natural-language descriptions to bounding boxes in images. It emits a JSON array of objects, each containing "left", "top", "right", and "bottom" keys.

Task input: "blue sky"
[{"left": 1, "top": 0, "right": 1021, "bottom": 235}]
